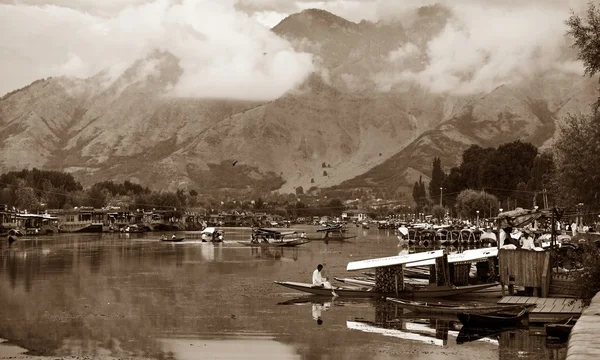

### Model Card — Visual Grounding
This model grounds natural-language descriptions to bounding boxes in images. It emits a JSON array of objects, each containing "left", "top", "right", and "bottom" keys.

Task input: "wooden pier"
[{"left": 498, "top": 296, "right": 584, "bottom": 322}]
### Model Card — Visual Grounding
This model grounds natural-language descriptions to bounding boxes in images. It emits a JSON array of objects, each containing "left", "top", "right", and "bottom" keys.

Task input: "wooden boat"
[
  {"left": 335, "top": 277, "right": 429, "bottom": 287},
  {"left": 238, "top": 239, "right": 309, "bottom": 247},
  {"left": 274, "top": 281, "right": 499, "bottom": 299},
  {"left": 545, "top": 317, "right": 577, "bottom": 339},
  {"left": 457, "top": 307, "right": 530, "bottom": 327},
  {"left": 161, "top": 237, "right": 184, "bottom": 242},
  {"left": 386, "top": 298, "right": 534, "bottom": 316},
  {"left": 200, "top": 227, "right": 224, "bottom": 242},
  {"left": 305, "top": 225, "right": 357, "bottom": 241}
]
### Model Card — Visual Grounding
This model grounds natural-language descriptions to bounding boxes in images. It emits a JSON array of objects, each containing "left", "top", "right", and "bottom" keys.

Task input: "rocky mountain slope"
[{"left": 0, "top": 6, "right": 595, "bottom": 196}]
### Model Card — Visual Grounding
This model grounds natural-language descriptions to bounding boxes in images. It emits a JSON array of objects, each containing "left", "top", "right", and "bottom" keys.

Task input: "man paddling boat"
[{"left": 313, "top": 264, "right": 339, "bottom": 297}]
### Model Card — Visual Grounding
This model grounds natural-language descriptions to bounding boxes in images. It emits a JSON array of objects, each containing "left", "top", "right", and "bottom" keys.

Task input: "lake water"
[{"left": 0, "top": 226, "right": 567, "bottom": 360}]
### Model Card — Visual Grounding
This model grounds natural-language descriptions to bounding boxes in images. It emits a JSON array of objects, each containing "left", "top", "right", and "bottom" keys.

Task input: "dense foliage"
[
  {"left": 428, "top": 157, "right": 445, "bottom": 206},
  {"left": 455, "top": 189, "right": 499, "bottom": 220},
  {"left": 412, "top": 176, "right": 427, "bottom": 211},
  {"left": 571, "top": 243, "right": 600, "bottom": 306},
  {"left": 566, "top": 2, "right": 600, "bottom": 112},
  {"left": 438, "top": 141, "right": 551, "bottom": 208}
]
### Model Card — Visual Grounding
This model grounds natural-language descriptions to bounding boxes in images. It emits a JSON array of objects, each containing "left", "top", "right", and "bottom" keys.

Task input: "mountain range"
[{"left": 0, "top": 5, "right": 596, "bottom": 198}]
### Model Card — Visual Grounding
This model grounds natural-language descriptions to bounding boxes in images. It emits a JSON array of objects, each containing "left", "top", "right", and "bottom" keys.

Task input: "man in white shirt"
[
  {"left": 520, "top": 230, "right": 535, "bottom": 250},
  {"left": 313, "top": 264, "right": 338, "bottom": 297}
]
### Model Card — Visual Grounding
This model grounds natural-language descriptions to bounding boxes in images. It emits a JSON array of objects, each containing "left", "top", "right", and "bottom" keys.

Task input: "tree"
[
  {"left": 254, "top": 197, "right": 264, "bottom": 210},
  {"left": 412, "top": 176, "right": 427, "bottom": 210},
  {"left": 322, "top": 162, "right": 326, "bottom": 168},
  {"left": 189, "top": 189, "right": 198, "bottom": 197},
  {"left": 14, "top": 179, "right": 39, "bottom": 211},
  {"left": 431, "top": 204, "right": 446, "bottom": 221},
  {"left": 566, "top": 2, "right": 600, "bottom": 112},
  {"left": 429, "top": 157, "right": 446, "bottom": 205},
  {"left": 552, "top": 112, "right": 600, "bottom": 207},
  {"left": 455, "top": 189, "right": 498, "bottom": 220},
  {"left": 323, "top": 170, "right": 328, "bottom": 176},
  {"left": 295, "top": 186, "right": 304, "bottom": 196}
]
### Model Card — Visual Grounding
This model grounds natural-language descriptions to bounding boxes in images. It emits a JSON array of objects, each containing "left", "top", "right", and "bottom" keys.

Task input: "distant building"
[{"left": 342, "top": 209, "right": 368, "bottom": 222}]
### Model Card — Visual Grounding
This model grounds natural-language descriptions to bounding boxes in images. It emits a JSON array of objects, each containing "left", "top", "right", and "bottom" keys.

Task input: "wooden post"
[{"left": 395, "top": 274, "right": 398, "bottom": 296}]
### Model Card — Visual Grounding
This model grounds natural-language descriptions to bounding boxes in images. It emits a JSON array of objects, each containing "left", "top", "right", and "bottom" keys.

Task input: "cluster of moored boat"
[{"left": 275, "top": 247, "right": 577, "bottom": 342}]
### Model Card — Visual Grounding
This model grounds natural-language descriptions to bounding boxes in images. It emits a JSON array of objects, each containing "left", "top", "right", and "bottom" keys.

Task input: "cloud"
[
  {"left": 0, "top": 0, "right": 314, "bottom": 100},
  {"left": 0, "top": 0, "right": 593, "bottom": 98},
  {"left": 375, "top": 0, "right": 590, "bottom": 95}
]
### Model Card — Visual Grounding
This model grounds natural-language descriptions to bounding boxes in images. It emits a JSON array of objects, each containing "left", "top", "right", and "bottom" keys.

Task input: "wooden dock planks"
[{"left": 498, "top": 296, "right": 583, "bottom": 321}]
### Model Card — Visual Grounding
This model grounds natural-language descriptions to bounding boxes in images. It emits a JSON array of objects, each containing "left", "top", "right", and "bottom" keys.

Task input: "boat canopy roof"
[
  {"left": 201, "top": 227, "right": 217, "bottom": 234},
  {"left": 496, "top": 207, "right": 552, "bottom": 229},
  {"left": 406, "top": 248, "right": 498, "bottom": 268},
  {"left": 346, "top": 250, "right": 444, "bottom": 271}
]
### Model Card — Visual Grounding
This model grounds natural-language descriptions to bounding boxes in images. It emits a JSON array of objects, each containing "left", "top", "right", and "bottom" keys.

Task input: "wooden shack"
[
  {"left": 346, "top": 250, "right": 445, "bottom": 295},
  {"left": 498, "top": 249, "right": 552, "bottom": 297}
]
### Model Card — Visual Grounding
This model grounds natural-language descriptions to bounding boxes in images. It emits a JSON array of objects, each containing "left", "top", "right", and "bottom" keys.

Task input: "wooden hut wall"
[
  {"left": 375, "top": 266, "right": 404, "bottom": 294},
  {"left": 451, "top": 262, "right": 471, "bottom": 286},
  {"left": 434, "top": 256, "right": 450, "bottom": 286},
  {"left": 498, "top": 249, "right": 551, "bottom": 294}
]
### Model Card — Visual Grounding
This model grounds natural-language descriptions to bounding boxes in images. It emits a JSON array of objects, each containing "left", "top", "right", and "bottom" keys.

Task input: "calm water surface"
[{"left": 0, "top": 227, "right": 566, "bottom": 360}]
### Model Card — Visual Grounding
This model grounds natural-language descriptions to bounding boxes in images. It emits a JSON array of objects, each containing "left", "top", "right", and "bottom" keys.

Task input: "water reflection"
[{"left": 0, "top": 229, "right": 569, "bottom": 360}]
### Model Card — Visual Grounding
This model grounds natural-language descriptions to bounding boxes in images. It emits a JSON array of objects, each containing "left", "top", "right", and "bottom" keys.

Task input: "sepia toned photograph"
[{"left": 1, "top": 0, "right": 600, "bottom": 359}]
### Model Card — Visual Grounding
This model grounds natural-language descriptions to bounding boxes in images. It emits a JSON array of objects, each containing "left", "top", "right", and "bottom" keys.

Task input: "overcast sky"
[{"left": 0, "top": 0, "right": 590, "bottom": 99}]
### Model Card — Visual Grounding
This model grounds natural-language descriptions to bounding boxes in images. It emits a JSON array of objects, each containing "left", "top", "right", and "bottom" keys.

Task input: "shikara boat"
[
  {"left": 238, "top": 239, "right": 310, "bottom": 247},
  {"left": 274, "top": 281, "right": 499, "bottom": 299},
  {"left": 241, "top": 228, "right": 309, "bottom": 247},
  {"left": 161, "top": 237, "right": 184, "bottom": 242},
  {"left": 386, "top": 298, "right": 534, "bottom": 316},
  {"left": 545, "top": 317, "right": 577, "bottom": 339},
  {"left": 334, "top": 277, "right": 429, "bottom": 287},
  {"left": 457, "top": 307, "right": 531, "bottom": 327},
  {"left": 306, "top": 225, "right": 357, "bottom": 241}
]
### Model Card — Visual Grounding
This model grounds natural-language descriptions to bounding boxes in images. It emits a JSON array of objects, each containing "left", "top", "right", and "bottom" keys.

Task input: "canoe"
[
  {"left": 457, "top": 307, "right": 530, "bottom": 327},
  {"left": 161, "top": 237, "right": 184, "bottom": 242},
  {"left": 386, "top": 298, "right": 534, "bottom": 316},
  {"left": 545, "top": 317, "right": 577, "bottom": 338},
  {"left": 238, "top": 239, "right": 310, "bottom": 247},
  {"left": 274, "top": 281, "right": 499, "bottom": 299}
]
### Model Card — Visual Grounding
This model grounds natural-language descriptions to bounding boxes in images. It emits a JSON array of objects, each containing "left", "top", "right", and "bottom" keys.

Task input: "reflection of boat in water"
[
  {"left": 456, "top": 326, "right": 514, "bottom": 344},
  {"left": 387, "top": 298, "right": 535, "bottom": 316},
  {"left": 347, "top": 320, "right": 448, "bottom": 346}
]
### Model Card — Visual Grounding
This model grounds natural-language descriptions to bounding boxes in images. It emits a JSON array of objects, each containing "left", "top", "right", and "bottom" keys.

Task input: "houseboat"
[{"left": 48, "top": 207, "right": 105, "bottom": 233}]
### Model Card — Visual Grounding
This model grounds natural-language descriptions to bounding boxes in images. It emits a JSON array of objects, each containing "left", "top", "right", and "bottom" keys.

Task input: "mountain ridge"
[{"left": 0, "top": 7, "right": 595, "bottom": 198}]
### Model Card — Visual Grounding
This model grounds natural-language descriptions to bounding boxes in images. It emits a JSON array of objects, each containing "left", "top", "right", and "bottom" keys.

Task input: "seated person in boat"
[
  {"left": 172, "top": 234, "right": 177, "bottom": 239},
  {"left": 520, "top": 230, "right": 535, "bottom": 250},
  {"left": 161, "top": 234, "right": 167, "bottom": 240},
  {"left": 312, "top": 264, "right": 338, "bottom": 297},
  {"left": 300, "top": 232, "right": 307, "bottom": 239}
]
